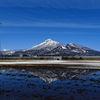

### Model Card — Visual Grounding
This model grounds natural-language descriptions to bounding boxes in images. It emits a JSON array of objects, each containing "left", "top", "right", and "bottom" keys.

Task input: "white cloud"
[{"left": 3, "top": 20, "right": 100, "bottom": 29}]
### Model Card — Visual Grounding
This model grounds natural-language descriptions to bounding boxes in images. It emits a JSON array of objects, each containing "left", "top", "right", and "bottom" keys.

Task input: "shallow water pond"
[{"left": 0, "top": 66, "right": 100, "bottom": 100}]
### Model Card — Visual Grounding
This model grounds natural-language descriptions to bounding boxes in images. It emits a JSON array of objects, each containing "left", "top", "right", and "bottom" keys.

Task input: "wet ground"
[{"left": 0, "top": 66, "right": 100, "bottom": 100}]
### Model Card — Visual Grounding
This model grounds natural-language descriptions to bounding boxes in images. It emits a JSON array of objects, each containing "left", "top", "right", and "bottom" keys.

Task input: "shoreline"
[
  {"left": 0, "top": 60, "right": 100, "bottom": 69},
  {"left": 0, "top": 64, "right": 100, "bottom": 69}
]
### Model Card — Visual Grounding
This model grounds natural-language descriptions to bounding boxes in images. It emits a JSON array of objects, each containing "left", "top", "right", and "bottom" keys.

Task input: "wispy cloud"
[
  {"left": 1, "top": 0, "right": 100, "bottom": 29},
  {"left": 3, "top": 20, "right": 100, "bottom": 29},
  {"left": 1, "top": 0, "right": 100, "bottom": 9}
]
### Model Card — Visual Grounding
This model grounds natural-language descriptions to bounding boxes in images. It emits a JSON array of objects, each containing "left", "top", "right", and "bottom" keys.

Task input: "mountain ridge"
[{"left": 2, "top": 39, "right": 100, "bottom": 56}]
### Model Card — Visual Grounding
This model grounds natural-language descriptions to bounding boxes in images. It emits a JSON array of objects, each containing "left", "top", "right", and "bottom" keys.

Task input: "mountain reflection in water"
[{"left": 0, "top": 66, "right": 100, "bottom": 100}]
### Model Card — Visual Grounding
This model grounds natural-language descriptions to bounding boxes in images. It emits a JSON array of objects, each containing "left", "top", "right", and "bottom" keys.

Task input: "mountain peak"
[
  {"left": 68, "top": 42, "right": 83, "bottom": 47},
  {"left": 67, "top": 42, "right": 78, "bottom": 48},
  {"left": 28, "top": 39, "right": 61, "bottom": 50},
  {"left": 44, "top": 39, "right": 59, "bottom": 44},
  {"left": 45, "top": 38, "right": 53, "bottom": 41}
]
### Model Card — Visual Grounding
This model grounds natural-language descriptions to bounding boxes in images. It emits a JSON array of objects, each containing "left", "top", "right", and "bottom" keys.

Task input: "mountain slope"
[
  {"left": 27, "top": 39, "right": 61, "bottom": 51},
  {"left": 46, "top": 42, "right": 100, "bottom": 56}
]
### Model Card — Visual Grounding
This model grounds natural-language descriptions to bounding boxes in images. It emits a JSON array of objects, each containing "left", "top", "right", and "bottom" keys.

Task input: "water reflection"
[{"left": 0, "top": 66, "right": 100, "bottom": 100}]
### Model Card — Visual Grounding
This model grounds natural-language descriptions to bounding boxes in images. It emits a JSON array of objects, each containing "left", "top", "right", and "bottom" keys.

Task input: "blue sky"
[{"left": 0, "top": 0, "right": 100, "bottom": 51}]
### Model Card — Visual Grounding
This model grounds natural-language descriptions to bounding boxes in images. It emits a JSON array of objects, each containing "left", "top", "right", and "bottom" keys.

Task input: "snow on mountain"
[
  {"left": 2, "top": 49, "right": 16, "bottom": 55},
  {"left": 68, "top": 43, "right": 76, "bottom": 47},
  {"left": 27, "top": 39, "right": 61, "bottom": 51},
  {"left": 2, "top": 49, "right": 10, "bottom": 51},
  {"left": 68, "top": 43, "right": 87, "bottom": 49},
  {"left": 61, "top": 45, "right": 67, "bottom": 49},
  {"left": 67, "top": 42, "right": 92, "bottom": 53}
]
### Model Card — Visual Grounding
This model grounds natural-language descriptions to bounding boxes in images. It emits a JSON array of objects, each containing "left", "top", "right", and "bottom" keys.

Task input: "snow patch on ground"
[{"left": 0, "top": 60, "right": 100, "bottom": 67}]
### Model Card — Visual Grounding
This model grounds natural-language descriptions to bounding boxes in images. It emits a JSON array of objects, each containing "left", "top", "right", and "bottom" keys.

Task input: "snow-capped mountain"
[
  {"left": 27, "top": 39, "right": 61, "bottom": 51},
  {"left": 12, "top": 39, "right": 100, "bottom": 56}
]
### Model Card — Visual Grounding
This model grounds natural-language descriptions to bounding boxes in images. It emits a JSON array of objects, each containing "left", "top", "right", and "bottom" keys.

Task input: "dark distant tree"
[
  {"left": 79, "top": 57, "right": 83, "bottom": 60},
  {"left": 22, "top": 54, "right": 28, "bottom": 57}
]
